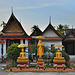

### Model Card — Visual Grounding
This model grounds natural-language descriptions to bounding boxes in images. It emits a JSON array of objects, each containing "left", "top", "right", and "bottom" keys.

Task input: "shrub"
[
  {"left": 67, "top": 60, "right": 75, "bottom": 68},
  {"left": 62, "top": 51, "right": 70, "bottom": 63},
  {"left": 46, "top": 64, "right": 53, "bottom": 68},
  {"left": 51, "top": 51, "right": 70, "bottom": 63},
  {"left": 51, "top": 52, "right": 56, "bottom": 63},
  {"left": 7, "top": 43, "right": 21, "bottom": 62},
  {"left": 51, "top": 48, "right": 58, "bottom": 53}
]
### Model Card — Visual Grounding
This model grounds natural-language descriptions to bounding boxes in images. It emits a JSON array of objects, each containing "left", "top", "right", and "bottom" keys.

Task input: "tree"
[
  {"left": 7, "top": 43, "right": 21, "bottom": 62},
  {"left": 28, "top": 43, "right": 37, "bottom": 59},
  {"left": 29, "top": 43, "right": 37, "bottom": 54},
  {"left": 56, "top": 24, "right": 69, "bottom": 36},
  {"left": 57, "top": 24, "right": 63, "bottom": 35},
  {"left": 63, "top": 24, "right": 69, "bottom": 30},
  {"left": 0, "top": 21, "right": 6, "bottom": 29},
  {"left": 31, "top": 25, "right": 42, "bottom": 36}
]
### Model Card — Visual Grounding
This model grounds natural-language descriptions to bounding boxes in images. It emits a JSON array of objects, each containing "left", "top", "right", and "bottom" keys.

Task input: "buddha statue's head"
[
  {"left": 39, "top": 40, "right": 42, "bottom": 43},
  {"left": 22, "top": 48, "right": 24, "bottom": 52}
]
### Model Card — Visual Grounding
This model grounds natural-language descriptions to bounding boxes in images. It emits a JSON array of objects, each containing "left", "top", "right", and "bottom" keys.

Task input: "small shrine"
[
  {"left": 36, "top": 36, "right": 46, "bottom": 69},
  {"left": 17, "top": 44, "right": 29, "bottom": 69},
  {"left": 53, "top": 47, "right": 66, "bottom": 69}
]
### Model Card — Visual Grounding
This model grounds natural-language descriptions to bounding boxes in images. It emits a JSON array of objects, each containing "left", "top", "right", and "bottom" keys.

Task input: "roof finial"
[
  {"left": 49, "top": 16, "right": 51, "bottom": 24},
  {"left": 11, "top": 6, "right": 13, "bottom": 14}
]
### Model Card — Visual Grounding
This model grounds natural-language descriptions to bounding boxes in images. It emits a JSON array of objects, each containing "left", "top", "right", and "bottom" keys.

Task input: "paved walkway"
[{"left": 0, "top": 72, "right": 75, "bottom": 75}]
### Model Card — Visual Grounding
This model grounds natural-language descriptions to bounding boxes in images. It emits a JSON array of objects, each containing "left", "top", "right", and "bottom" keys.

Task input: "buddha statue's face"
[{"left": 39, "top": 40, "right": 42, "bottom": 43}]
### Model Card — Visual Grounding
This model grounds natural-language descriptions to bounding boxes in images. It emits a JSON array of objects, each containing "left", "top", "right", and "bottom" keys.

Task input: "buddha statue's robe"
[{"left": 37, "top": 40, "right": 44, "bottom": 57}]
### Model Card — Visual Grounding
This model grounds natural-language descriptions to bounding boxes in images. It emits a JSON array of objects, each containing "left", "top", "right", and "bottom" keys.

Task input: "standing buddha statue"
[
  {"left": 37, "top": 40, "right": 44, "bottom": 57},
  {"left": 36, "top": 36, "right": 46, "bottom": 69}
]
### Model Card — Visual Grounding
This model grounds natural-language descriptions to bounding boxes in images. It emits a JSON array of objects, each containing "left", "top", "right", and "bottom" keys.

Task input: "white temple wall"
[
  {"left": 42, "top": 29, "right": 58, "bottom": 37},
  {"left": 42, "top": 40, "right": 62, "bottom": 50}
]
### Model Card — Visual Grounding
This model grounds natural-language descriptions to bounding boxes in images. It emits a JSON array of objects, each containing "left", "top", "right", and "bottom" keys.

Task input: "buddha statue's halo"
[
  {"left": 36, "top": 36, "right": 45, "bottom": 39},
  {"left": 18, "top": 44, "right": 27, "bottom": 48}
]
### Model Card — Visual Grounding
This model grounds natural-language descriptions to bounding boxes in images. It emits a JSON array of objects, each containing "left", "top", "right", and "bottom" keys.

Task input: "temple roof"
[
  {"left": 42, "top": 23, "right": 62, "bottom": 37},
  {"left": 2, "top": 12, "right": 25, "bottom": 33},
  {"left": 0, "top": 12, "right": 31, "bottom": 39},
  {"left": 42, "top": 22, "right": 62, "bottom": 40},
  {"left": 63, "top": 29, "right": 75, "bottom": 41}
]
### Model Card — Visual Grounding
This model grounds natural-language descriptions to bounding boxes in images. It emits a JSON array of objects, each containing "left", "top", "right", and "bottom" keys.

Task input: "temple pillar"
[
  {"left": 3, "top": 39, "right": 6, "bottom": 58},
  {"left": 20, "top": 39, "right": 23, "bottom": 44},
  {"left": 25, "top": 39, "right": 28, "bottom": 58},
  {"left": 0, "top": 39, "right": 1, "bottom": 58}
]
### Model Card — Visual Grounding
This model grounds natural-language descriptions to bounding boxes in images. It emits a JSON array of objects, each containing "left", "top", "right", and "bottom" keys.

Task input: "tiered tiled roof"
[{"left": 0, "top": 12, "right": 31, "bottom": 39}]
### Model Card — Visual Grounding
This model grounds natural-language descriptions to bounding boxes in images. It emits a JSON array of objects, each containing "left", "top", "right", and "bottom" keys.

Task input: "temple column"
[
  {"left": 0, "top": 39, "right": 1, "bottom": 58},
  {"left": 3, "top": 39, "right": 6, "bottom": 58},
  {"left": 25, "top": 39, "right": 28, "bottom": 58},
  {"left": 20, "top": 39, "right": 23, "bottom": 44}
]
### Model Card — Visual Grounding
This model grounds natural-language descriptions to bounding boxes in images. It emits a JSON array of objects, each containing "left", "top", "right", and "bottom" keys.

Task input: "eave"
[
  {"left": 42, "top": 37, "right": 62, "bottom": 41},
  {"left": 65, "top": 38, "right": 75, "bottom": 41},
  {"left": 0, "top": 38, "right": 32, "bottom": 39}
]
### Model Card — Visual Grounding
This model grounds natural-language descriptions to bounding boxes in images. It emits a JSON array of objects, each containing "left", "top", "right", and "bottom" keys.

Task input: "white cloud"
[
  {"left": 43, "top": 3, "right": 57, "bottom": 7},
  {"left": 16, "top": 6, "right": 41, "bottom": 10},
  {"left": 15, "top": 2, "right": 57, "bottom": 10}
]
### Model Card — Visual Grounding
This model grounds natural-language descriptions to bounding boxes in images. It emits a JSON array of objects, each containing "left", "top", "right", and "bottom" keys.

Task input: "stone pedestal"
[
  {"left": 36, "top": 57, "right": 46, "bottom": 69},
  {"left": 17, "top": 57, "right": 29, "bottom": 68}
]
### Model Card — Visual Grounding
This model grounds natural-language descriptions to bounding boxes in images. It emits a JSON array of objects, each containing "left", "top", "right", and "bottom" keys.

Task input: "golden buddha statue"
[
  {"left": 20, "top": 48, "right": 26, "bottom": 57},
  {"left": 37, "top": 40, "right": 44, "bottom": 57},
  {"left": 53, "top": 48, "right": 66, "bottom": 69},
  {"left": 56, "top": 49, "right": 62, "bottom": 57},
  {"left": 36, "top": 36, "right": 46, "bottom": 69},
  {"left": 17, "top": 44, "right": 29, "bottom": 68}
]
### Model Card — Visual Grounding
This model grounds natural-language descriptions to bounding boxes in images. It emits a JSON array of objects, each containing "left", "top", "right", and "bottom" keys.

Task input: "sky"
[{"left": 0, "top": 0, "right": 75, "bottom": 35}]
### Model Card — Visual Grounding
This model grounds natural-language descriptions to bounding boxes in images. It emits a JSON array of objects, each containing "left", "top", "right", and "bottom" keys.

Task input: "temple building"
[
  {"left": 63, "top": 29, "right": 75, "bottom": 55},
  {"left": 41, "top": 20, "right": 62, "bottom": 50},
  {"left": 0, "top": 12, "right": 31, "bottom": 58}
]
